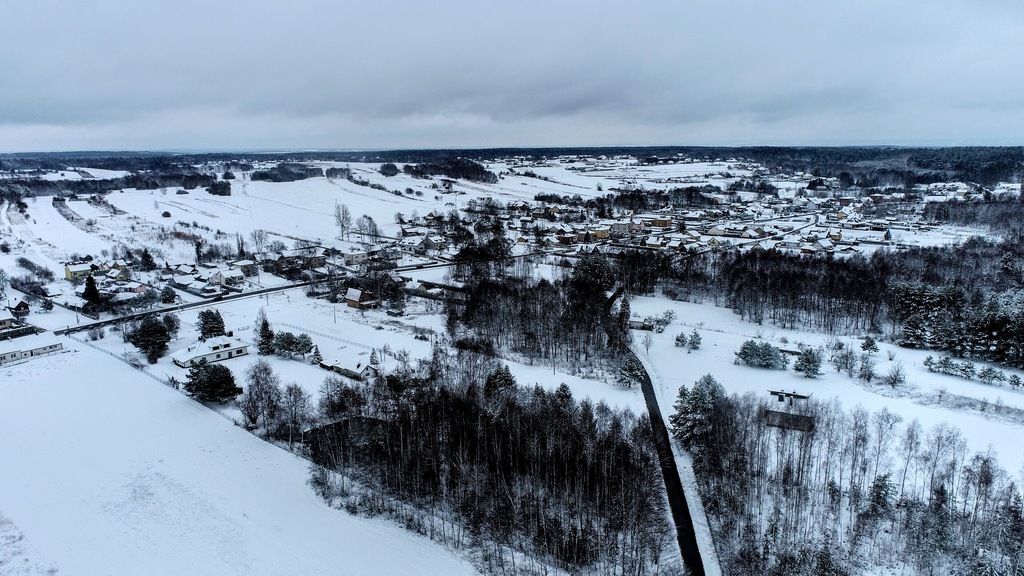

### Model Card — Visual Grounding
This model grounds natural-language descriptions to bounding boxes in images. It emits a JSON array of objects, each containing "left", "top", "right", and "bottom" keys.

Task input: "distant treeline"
[
  {"left": 250, "top": 162, "right": 324, "bottom": 182},
  {"left": 638, "top": 236, "right": 1024, "bottom": 368},
  {"left": 402, "top": 158, "right": 497, "bottom": 183},
  {"left": 5, "top": 146, "right": 1021, "bottom": 185},
  {"left": 0, "top": 171, "right": 215, "bottom": 200}
]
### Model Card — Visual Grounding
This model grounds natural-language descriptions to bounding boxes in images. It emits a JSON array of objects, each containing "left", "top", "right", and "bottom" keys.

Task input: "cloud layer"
[{"left": 2, "top": 0, "right": 1021, "bottom": 151}]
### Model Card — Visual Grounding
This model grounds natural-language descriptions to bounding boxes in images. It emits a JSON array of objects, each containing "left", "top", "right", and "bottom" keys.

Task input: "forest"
[
  {"left": 639, "top": 236, "right": 1024, "bottom": 370},
  {"left": 670, "top": 376, "right": 1024, "bottom": 576},
  {"left": 306, "top": 342, "right": 671, "bottom": 574}
]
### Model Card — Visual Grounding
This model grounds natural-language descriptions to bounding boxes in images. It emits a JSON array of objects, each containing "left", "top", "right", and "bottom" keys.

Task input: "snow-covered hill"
[{"left": 0, "top": 341, "right": 475, "bottom": 576}]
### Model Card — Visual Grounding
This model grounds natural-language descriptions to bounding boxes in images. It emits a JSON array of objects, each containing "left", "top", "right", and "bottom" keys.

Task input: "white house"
[
  {"left": 0, "top": 334, "right": 64, "bottom": 366},
  {"left": 0, "top": 309, "right": 15, "bottom": 331},
  {"left": 171, "top": 336, "right": 249, "bottom": 368}
]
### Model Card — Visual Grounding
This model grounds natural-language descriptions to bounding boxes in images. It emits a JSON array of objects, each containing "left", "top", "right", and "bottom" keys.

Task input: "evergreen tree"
[
  {"left": 669, "top": 385, "right": 690, "bottom": 442},
  {"left": 257, "top": 313, "right": 275, "bottom": 355},
  {"left": 160, "top": 285, "right": 177, "bottom": 304},
  {"left": 616, "top": 355, "right": 646, "bottom": 388},
  {"left": 794, "top": 348, "right": 823, "bottom": 378},
  {"left": 183, "top": 360, "right": 241, "bottom": 403},
  {"left": 674, "top": 332, "right": 687, "bottom": 347},
  {"left": 678, "top": 374, "right": 725, "bottom": 470},
  {"left": 369, "top": 349, "right": 380, "bottom": 366},
  {"left": 128, "top": 315, "right": 171, "bottom": 363},
  {"left": 861, "top": 336, "right": 879, "bottom": 354},
  {"left": 484, "top": 364, "right": 516, "bottom": 397},
  {"left": 735, "top": 340, "right": 788, "bottom": 369},
  {"left": 82, "top": 275, "right": 102, "bottom": 306},
  {"left": 687, "top": 329, "right": 702, "bottom": 351},
  {"left": 197, "top": 309, "right": 225, "bottom": 341},
  {"left": 139, "top": 248, "right": 157, "bottom": 271},
  {"left": 310, "top": 345, "right": 323, "bottom": 365},
  {"left": 41, "top": 298, "right": 53, "bottom": 312}
]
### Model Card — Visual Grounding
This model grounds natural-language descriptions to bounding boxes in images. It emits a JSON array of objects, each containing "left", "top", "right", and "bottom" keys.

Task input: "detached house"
[
  {"left": 345, "top": 288, "right": 379, "bottom": 310},
  {"left": 64, "top": 262, "right": 95, "bottom": 281},
  {"left": 171, "top": 336, "right": 249, "bottom": 368},
  {"left": 8, "top": 300, "right": 30, "bottom": 319},
  {"left": 0, "top": 309, "right": 16, "bottom": 330}
]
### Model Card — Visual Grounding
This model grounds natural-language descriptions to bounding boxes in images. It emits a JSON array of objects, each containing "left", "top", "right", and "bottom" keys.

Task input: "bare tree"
[
  {"left": 279, "top": 383, "right": 311, "bottom": 449},
  {"left": 240, "top": 359, "right": 282, "bottom": 433},
  {"left": 250, "top": 229, "right": 268, "bottom": 254},
  {"left": 334, "top": 202, "right": 352, "bottom": 241}
]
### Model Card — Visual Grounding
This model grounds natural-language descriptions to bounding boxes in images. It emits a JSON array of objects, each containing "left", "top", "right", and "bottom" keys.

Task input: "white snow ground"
[{"left": 0, "top": 342, "right": 475, "bottom": 576}]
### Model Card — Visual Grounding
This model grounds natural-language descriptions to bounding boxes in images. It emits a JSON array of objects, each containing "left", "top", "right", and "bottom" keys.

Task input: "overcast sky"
[{"left": 2, "top": 0, "right": 1022, "bottom": 151}]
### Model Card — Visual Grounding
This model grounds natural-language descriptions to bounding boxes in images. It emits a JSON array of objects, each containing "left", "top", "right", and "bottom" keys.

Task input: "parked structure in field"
[{"left": 171, "top": 336, "right": 249, "bottom": 368}]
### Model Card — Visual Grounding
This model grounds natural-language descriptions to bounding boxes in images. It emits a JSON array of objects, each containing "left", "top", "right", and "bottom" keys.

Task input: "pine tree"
[
  {"left": 679, "top": 374, "right": 725, "bottom": 470},
  {"left": 674, "top": 332, "right": 687, "bottom": 347},
  {"left": 310, "top": 345, "right": 323, "bottom": 365},
  {"left": 687, "top": 329, "right": 702, "bottom": 351},
  {"left": 41, "top": 298, "right": 53, "bottom": 311},
  {"left": 616, "top": 355, "right": 645, "bottom": 388},
  {"left": 257, "top": 314, "right": 275, "bottom": 355},
  {"left": 484, "top": 365, "right": 516, "bottom": 397},
  {"left": 160, "top": 285, "right": 177, "bottom": 304},
  {"left": 669, "top": 385, "right": 690, "bottom": 442},
  {"left": 139, "top": 248, "right": 157, "bottom": 271},
  {"left": 794, "top": 348, "right": 822, "bottom": 378},
  {"left": 861, "top": 336, "right": 879, "bottom": 354},
  {"left": 197, "top": 309, "right": 225, "bottom": 341},
  {"left": 82, "top": 275, "right": 102, "bottom": 306},
  {"left": 369, "top": 349, "right": 380, "bottom": 366},
  {"left": 617, "top": 297, "right": 631, "bottom": 335},
  {"left": 128, "top": 315, "right": 171, "bottom": 363},
  {"left": 183, "top": 360, "right": 241, "bottom": 403}
]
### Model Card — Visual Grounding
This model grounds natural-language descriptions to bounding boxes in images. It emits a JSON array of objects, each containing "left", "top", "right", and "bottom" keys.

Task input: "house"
[
  {"left": 0, "top": 309, "right": 16, "bottom": 330},
  {"left": 338, "top": 249, "right": 369, "bottom": 266},
  {"left": 64, "top": 262, "right": 95, "bottom": 281},
  {"left": 0, "top": 334, "right": 64, "bottom": 366},
  {"left": 172, "top": 275, "right": 196, "bottom": 289},
  {"left": 345, "top": 288, "right": 379, "bottom": 310},
  {"left": 171, "top": 336, "right": 249, "bottom": 368},
  {"left": 321, "top": 359, "right": 381, "bottom": 381},
  {"left": 220, "top": 269, "right": 245, "bottom": 286},
  {"left": 105, "top": 267, "right": 129, "bottom": 281},
  {"left": 230, "top": 259, "right": 258, "bottom": 277},
  {"left": 8, "top": 300, "right": 30, "bottom": 319},
  {"left": 399, "top": 236, "right": 429, "bottom": 254}
]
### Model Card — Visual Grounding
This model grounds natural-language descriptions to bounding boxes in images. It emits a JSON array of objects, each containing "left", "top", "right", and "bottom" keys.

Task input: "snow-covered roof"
[
  {"left": 170, "top": 337, "right": 248, "bottom": 364},
  {"left": 0, "top": 334, "right": 61, "bottom": 356},
  {"left": 65, "top": 262, "right": 93, "bottom": 273}
]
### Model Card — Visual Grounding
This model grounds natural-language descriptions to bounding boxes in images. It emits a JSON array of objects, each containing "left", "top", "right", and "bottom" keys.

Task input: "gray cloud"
[{"left": 0, "top": 0, "right": 1021, "bottom": 151}]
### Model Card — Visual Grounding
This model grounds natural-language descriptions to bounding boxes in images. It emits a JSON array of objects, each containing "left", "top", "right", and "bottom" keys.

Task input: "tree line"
[
  {"left": 671, "top": 375, "right": 1024, "bottom": 576},
  {"left": 307, "top": 341, "right": 671, "bottom": 574}
]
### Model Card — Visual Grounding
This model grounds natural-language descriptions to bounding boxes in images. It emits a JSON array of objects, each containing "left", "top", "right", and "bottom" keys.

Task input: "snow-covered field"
[
  {"left": 0, "top": 343, "right": 475, "bottom": 576},
  {"left": 630, "top": 296, "right": 1024, "bottom": 475}
]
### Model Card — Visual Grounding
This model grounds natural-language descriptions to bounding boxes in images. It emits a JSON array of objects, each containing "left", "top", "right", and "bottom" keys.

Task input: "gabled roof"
[{"left": 170, "top": 337, "right": 248, "bottom": 364}]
